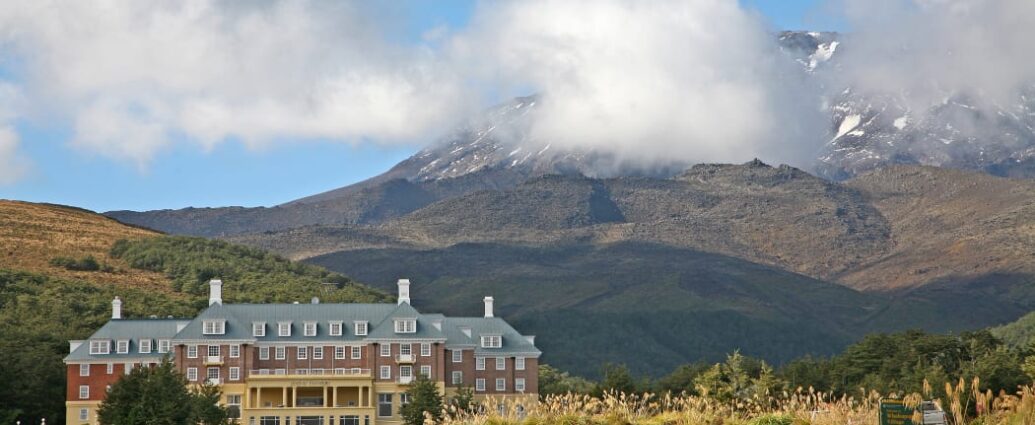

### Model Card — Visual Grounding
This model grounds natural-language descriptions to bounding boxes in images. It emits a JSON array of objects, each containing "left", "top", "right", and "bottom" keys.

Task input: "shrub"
[{"left": 49, "top": 256, "right": 101, "bottom": 271}]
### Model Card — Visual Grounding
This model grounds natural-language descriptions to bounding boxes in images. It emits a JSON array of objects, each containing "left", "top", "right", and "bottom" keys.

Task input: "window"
[
  {"left": 207, "top": 367, "right": 220, "bottom": 381},
  {"left": 377, "top": 393, "right": 393, "bottom": 417},
  {"left": 259, "top": 346, "right": 270, "bottom": 360},
  {"left": 203, "top": 320, "right": 225, "bottom": 335},
  {"left": 106, "top": 363, "right": 114, "bottom": 374},
  {"left": 124, "top": 363, "right": 134, "bottom": 375},
  {"left": 400, "top": 344, "right": 412, "bottom": 356},
  {"left": 227, "top": 395, "right": 242, "bottom": 419},
  {"left": 496, "top": 357, "right": 505, "bottom": 370},
  {"left": 208, "top": 345, "right": 220, "bottom": 357},
  {"left": 274, "top": 368, "right": 286, "bottom": 375},
  {"left": 260, "top": 416, "right": 281, "bottom": 425},
  {"left": 420, "top": 365, "right": 431, "bottom": 378},
  {"left": 475, "top": 379, "right": 485, "bottom": 392},
  {"left": 158, "top": 339, "right": 171, "bottom": 353},
  {"left": 452, "top": 371, "right": 463, "bottom": 385},
  {"left": 340, "top": 416, "right": 360, "bottom": 425},
  {"left": 90, "top": 340, "right": 111, "bottom": 355},
  {"left": 516, "top": 357, "right": 525, "bottom": 370},
  {"left": 380, "top": 344, "right": 391, "bottom": 357},
  {"left": 516, "top": 378, "right": 526, "bottom": 392},
  {"left": 481, "top": 335, "right": 502, "bottom": 348},
  {"left": 298, "top": 346, "right": 308, "bottom": 360},
  {"left": 187, "top": 345, "right": 198, "bottom": 358},
  {"left": 116, "top": 340, "right": 129, "bottom": 354},
  {"left": 313, "top": 346, "right": 323, "bottom": 360},
  {"left": 334, "top": 346, "right": 345, "bottom": 359},
  {"left": 253, "top": 322, "right": 266, "bottom": 337},
  {"left": 354, "top": 321, "right": 368, "bottom": 336},
  {"left": 79, "top": 385, "right": 89, "bottom": 399},
  {"left": 229, "top": 345, "right": 240, "bottom": 358},
  {"left": 229, "top": 367, "right": 240, "bottom": 381},
  {"left": 420, "top": 343, "right": 431, "bottom": 357},
  {"left": 379, "top": 366, "right": 391, "bottom": 379},
  {"left": 278, "top": 322, "right": 291, "bottom": 337},
  {"left": 187, "top": 367, "right": 198, "bottom": 381},
  {"left": 275, "top": 346, "right": 286, "bottom": 360},
  {"left": 400, "top": 365, "right": 412, "bottom": 379},
  {"left": 352, "top": 346, "right": 362, "bottom": 359},
  {"left": 329, "top": 321, "right": 343, "bottom": 336},
  {"left": 136, "top": 339, "right": 151, "bottom": 353},
  {"left": 79, "top": 408, "right": 88, "bottom": 421},
  {"left": 496, "top": 378, "right": 506, "bottom": 391},
  {"left": 400, "top": 393, "right": 411, "bottom": 407},
  {"left": 79, "top": 364, "right": 90, "bottom": 376},
  {"left": 452, "top": 350, "right": 462, "bottom": 363},
  {"left": 304, "top": 322, "right": 317, "bottom": 337},
  {"left": 476, "top": 358, "right": 485, "bottom": 371},
  {"left": 394, "top": 319, "right": 416, "bottom": 333}
]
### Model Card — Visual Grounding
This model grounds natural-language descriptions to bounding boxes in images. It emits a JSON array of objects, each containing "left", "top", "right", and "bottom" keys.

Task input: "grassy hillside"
[
  {"left": 0, "top": 201, "right": 389, "bottom": 423},
  {"left": 991, "top": 311, "right": 1035, "bottom": 347}
]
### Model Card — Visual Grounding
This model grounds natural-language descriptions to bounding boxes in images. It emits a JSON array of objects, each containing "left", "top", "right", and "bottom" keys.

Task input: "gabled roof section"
[
  {"left": 65, "top": 319, "right": 187, "bottom": 362},
  {"left": 442, "top": 317, "right": 541, "bottom": 357},
  {"left": 365, "top": 303, "right": 447, "bottom": 340}
]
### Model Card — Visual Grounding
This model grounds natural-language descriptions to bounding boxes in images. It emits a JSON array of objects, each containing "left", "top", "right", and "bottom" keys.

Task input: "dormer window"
[
  {"left": 253, "top": 322, "right": 265, "bottom": 337},
  {"left": 202, "top": 320, "right": 226, "bottom": 335},
  {"left": 139, "top": 339, "right": 152, "bottom": 354},
  {"left": 354, "top": 321, "right": 368, "bottom": 336},
  {"left": 278, "top": 322, "right": 292, "bottom": 337},
  {"left": 158, "top": 339, "right": 170, "bottom": 353},
  {"left": 480, "top": 335, "right": 502, "bottom": 348},
  {"left": 329, "top": 321, "right": 343, "bottom": 336},
  {"left": 394, "top": 319, "right": 416, "bottom": 334},
  {"left": 116, "top": 340, "right": 129, "bottom": 354},
  {"left": 304, "top": 322, "right": 317, "bottom": 337},
  {"left": 89, "top": 340, "right": 111, "bottom": 355}
]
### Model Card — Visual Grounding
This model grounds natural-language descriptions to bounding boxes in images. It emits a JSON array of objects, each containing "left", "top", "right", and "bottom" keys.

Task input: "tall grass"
[{"left": 440, "top": 381, "right": 1035, "bottom": 425}]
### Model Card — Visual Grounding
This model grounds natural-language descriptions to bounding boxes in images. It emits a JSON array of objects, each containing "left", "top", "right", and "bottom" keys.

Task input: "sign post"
[{"left": 880, "top": 399, "right": 917, "bottom": 425}]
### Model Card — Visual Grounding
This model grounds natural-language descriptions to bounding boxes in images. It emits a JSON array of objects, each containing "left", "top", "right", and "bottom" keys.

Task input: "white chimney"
[
  {"left": 208, "top": 279, "right": 222, "bottom": 305},
  {"left": 483, "top": 296, "right": 494, "bottom": 318},
  {"left": 397, "top": 279, "right": 411, "bottom": 305},
  {"left": 311, "top": 297, "right": 320, "bottom": 304},
  {"left": 112, "top": 296, "right": 123, "bottom": 319}
]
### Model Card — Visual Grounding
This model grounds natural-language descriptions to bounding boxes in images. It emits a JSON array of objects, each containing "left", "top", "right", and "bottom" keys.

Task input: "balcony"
[
  {"left": 249, "top": 368, "right": 371, "bottom": 378},
  {"left": 398, "top": 375, "right": 414, "bottom": 384},
  {"left": 205, "top": 355, "right": 223, "bottom": 365},
  {"left": 396, "top": 353, "right": 415, "bottom": 363},
  {"left": 206, "top": 378, "right": 222, "bottom": 385}
]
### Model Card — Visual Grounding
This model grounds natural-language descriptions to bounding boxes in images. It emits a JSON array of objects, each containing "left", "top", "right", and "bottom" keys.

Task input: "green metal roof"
[{"left": 64, "top": 319, "right": 188, "bottom": 362}]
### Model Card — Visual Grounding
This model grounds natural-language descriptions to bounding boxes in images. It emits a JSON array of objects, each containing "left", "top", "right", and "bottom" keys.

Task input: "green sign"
[{"left": 880, "top": 399, "right": 916, "bottom": 425}]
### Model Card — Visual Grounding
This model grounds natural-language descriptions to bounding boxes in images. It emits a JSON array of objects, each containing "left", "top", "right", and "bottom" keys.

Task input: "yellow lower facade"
[{"left": 67, "top": 373, "right": 537, "bottom": 425}]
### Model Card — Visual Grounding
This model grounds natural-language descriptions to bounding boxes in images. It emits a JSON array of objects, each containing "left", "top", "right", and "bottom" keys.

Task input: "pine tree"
[
  {"left": 97, "top": 359, "right": 228, "bottom": 425},
  {"left": 400, "top": 376, "right": 444, "bottom": 425}
]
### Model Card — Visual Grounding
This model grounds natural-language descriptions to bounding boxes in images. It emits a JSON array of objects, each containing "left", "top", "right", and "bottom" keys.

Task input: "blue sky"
[{"left": 0, "top": 1, "right": 839, "bottom": 212}]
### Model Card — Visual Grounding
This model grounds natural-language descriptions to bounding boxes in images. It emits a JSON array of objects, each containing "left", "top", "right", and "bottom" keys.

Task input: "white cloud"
[{"left": 0, "top": 126, "right": 30, "bottom": 185}]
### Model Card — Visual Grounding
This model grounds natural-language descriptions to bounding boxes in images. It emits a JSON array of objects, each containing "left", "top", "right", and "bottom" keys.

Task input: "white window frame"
[
  {"left": 79, "top": 385, "right": 89, "bottom": 399},
  {"left": 379, "top": 366, "right": 391, "bottom": 379},
  {"left": 452, "top": 371, "right": 463, "bottom": 385},
  {"left": 516, "top": 378, "right": 526, "bottom": 392},
  {"left": 278, "top": 322, "right": 291, "bottom": 337},
  {"left": 304, "top": 322, "right": 317, "bottom": 337},
  {"left": 354, "top": 321, "right": 368, "bottom": 336},
  {"left": 420, "top": 365, "right": 431, "bottom": 378},
  {"left": 352, "top": 346, "right": 362, "bottom": 359},
  {"left": 79, "top": 364, "right": 90, "bottom": 377},
  {"left": 380, "top": 344, "right": 391, "bottom": 357},
  {"left": 79, "top": 408, "right": 88, "bottom": 421},
  {"left": 124, "top": 363, "right": 134, "bottom": 375},
  {"left": 313, "top": 346, "right": 323, "bottom": 360},
  {"left": 229, "top": 345, "right": 240, "bottom": 358},
  {"left": 420, "top": 343, "right": 431, "bottom": 357},
  {"left": 476, "top": 357, "right": 485, "bottom": 371},
  {"left": 496, "top": 357, "right": 505, "bottom": 370},
  {"left": 394, "top": 319, "right": 416, "bottom": 334},
  {"left": 297, "top": 346, "right": 308, "bottom": 360},
  {"left": 229, "top": 367, "right": 240, "bottom": 381},
  {"left": 377, "top": 393, "right": 393, "bottom": 418},
  {"left": 335, "top": 346, "right": 346, "bottom": 360},
  {"left": 259, "top": 346, "right": 270, "bottom": 360},
  {"left": 452, "top": 349, "right": 462, "bottom": 363},
  {"left": 253, "top": 322, "right": 266, "bottom": 337},
  {"left": 187, "top": 367, "right": 198, "bottom": 381},
  {"left": 208, "top": 345, "right": 220, "bottom": 357},
  {"left": 475, "top": 379, "right": 485, "bottom": 392},
  {"left": 158, "top": 339, "right": 171, "bottom": 353},
  {"left": 106, "top": 363, "right": 114, "bottom": 374},
  {"left": 116, "top": 340, "right": 129, "bottom": 354},
  {"left": 202, "top": 320, "right": 226, "bottom": 335},
  {"left": 138, "top": 339, "right": 152, "bottom": 353},
  {"left": 481, "top": 335, "right": 502, "bottom": 348},
  {"left": 329, "top": 321, "right": 343, "bottom": 336},
  {"left": 496, "top": 378, "right": 506, "bottom": 391},
  {"left": 399, "top": 365, "right": 413, "bottom": 378},
  {"left": 399, "top": 344, "right": 412, "bottom": 356},
  {"left": 187, "top": 345, "right": 198, "bottom": 358},
  {"left": 275, "top": 346, "right": 286, "bottom": 360},
  {"left": 516, "top": 357, "right": 525, "bottom": 370},
  {"left": 90, "top": 340, "right": 111, "bottom": 355},
  {"left": 207, "top": 367, "right": 220, "bottom": 381}
]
